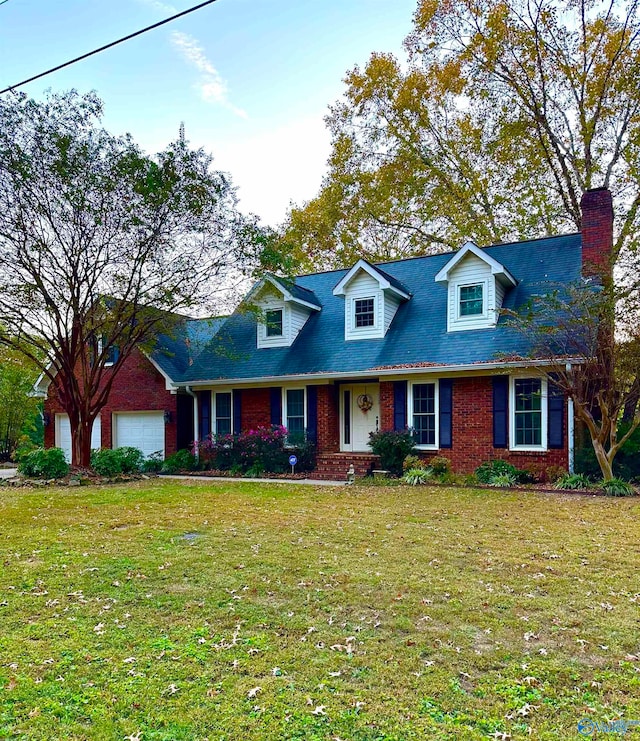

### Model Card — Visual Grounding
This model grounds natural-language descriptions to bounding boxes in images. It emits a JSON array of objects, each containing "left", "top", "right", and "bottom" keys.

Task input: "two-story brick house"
[{"left": 39, "top": 188, "right": 613, "bottom": 478}]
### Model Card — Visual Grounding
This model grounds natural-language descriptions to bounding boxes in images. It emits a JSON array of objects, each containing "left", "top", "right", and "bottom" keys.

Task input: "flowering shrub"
[{"left": 193, "top": 425, "right": 315, "bottom": 474}]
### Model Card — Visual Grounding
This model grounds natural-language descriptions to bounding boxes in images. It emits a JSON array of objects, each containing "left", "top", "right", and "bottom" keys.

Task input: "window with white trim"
[
  {"left": 265, "top": 308, "right": 283, "bottom": 337},
  {"left": 510, "top": 377, "right": 547, "bottom": 450},
  {"left": 354, "top": 297, "right": 375, "bottom": 328},
  {"left": 410, "top": 382, "right": 438, "bottom": 448},
  {"left": 458, "top": 283, "right": 484, "bottom": 317},
  {"left": 214, "top": 391, "right": 232, "bottom": 435},
  {"left": 96, "top": 335, "right": 118, "bottom": 366},
  {"left": 257, "top": 301, "right": 289, "bottom": 348},
  {"left": 284, "top": 388, "right": 305, "bottom": 444}
]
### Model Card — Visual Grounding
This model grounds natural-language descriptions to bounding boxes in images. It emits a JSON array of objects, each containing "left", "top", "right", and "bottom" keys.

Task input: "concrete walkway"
[{"left": 160, "top": 474, "right": 347, "bottom": 487}]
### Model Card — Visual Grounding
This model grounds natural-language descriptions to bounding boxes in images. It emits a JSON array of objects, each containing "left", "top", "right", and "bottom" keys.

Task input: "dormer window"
[
  {"left": 458, "top": 283, "right": 485, "bottom": 318},
  {"left": 265, "top": 309, "right": 283, "bottom": 337},
  {"left": 354, "top": 298, "right": 375, "bottom": 328},
  {"left": 435, "top": 242, "right": 517, "bottom": 332},
  {"left": 249, "top": 274, "right": 321, "bottom": 349},
  {"left": 333, "top": 259, "right": 411, "bottom": 341}
]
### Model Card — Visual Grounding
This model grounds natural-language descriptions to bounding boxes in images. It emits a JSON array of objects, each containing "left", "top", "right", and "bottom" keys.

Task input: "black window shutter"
[
  {"left": 306, "top": 386, "right": 318, "bottom": 444},
  {"left": 492, "top": 376, "right": 509, "bottom": 448},
  {"left": 393, "top": 381, "right": 407, "bottom": 431},
  {"left": 439, "top": 379, "right": 453, "bottom": 449},
  {"left": 198, "top": 391, "right": 211, "bottom": 440},
  {"left": 233, "top": 389, "right": 242, "bottom": 435},
  {"left": 270, "top": 387, "right": 282, "bottom": 426},
  {"left": 548, "top": 377, "right": 564, "bottom": 449}
]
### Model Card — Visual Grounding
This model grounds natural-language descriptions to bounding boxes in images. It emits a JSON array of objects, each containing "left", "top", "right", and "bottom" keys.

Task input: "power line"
[
  {"left": 0, "top": 0, "right": 221, "bottom": 95},
  {"left": 0, "top": 0, "right": 12, "bottom": 6}
]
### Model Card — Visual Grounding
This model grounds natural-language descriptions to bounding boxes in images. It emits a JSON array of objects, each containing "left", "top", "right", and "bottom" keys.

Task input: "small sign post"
[{"left": 288, "top": 454, "right": 298, "bottom": 475}]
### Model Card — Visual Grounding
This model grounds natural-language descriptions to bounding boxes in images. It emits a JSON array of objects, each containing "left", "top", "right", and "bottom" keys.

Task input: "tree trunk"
[
  {"left": 71, "top": 416, "right": 93, "bottom": 468},
  {"left": 591, "top": 438, "right": 614, "bottom": 481},
  {"left": 622, "top": 377, "right": 640, "bottom": 423}
]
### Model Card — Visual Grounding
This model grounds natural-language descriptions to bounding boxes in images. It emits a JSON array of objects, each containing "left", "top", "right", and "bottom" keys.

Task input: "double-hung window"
[
  {"left": 354, "top": 298, "right": 375, "bottom": 328},
  {"left": 412, "top": 383, "right": 437, "bottom": 447},
  {"left": 214, "top": 392, "right": 232, "bottom": 436},
  {"left": 285, "top": 389, "right": 305, "bottom": 444},
  {"left": 265, "top": 309, "right": 283, "bottom": 337},
  {"left": 458, "top": 283, "right": 484, "bottom": 317},
  {"left": 512, "top": 378, "right": 545, "bottom": 448}
]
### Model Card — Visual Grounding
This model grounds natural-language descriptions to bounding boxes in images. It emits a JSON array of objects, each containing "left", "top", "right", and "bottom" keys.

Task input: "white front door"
[
  {"left": 55, "top": 414, "right": 102, "bottom": 463},
  {"left": 341, "top": 383, "right": 380, "bottom": 452}
]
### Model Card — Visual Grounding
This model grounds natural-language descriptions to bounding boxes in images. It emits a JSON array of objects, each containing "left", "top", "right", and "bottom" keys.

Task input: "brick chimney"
[{"left": 580, "top": 187, "right": 613, "bottom": 278}]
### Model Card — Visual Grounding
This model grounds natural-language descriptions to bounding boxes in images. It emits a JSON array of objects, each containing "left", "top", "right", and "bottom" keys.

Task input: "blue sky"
[{"left": 0, "top": 0, "right": 417, "bottom": 226}]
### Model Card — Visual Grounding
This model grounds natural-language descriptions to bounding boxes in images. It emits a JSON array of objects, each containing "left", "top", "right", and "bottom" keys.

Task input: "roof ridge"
[{"left": 375, "top": 231, "right": 581, "bottom": 268}]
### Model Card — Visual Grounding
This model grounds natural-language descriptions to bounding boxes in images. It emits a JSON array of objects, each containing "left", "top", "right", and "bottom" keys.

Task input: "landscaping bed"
[{"left": 160, "top": 469, "right": 310, "bottom": 480}]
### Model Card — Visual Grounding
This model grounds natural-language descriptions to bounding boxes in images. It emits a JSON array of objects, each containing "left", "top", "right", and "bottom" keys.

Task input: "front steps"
[{"left": 312, "top": 452, "right": 380, "bottom": 481}]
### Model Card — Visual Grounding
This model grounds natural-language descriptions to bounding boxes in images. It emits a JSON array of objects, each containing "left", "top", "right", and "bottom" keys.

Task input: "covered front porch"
[
  {"left": 181, "top": 378, "right": 391, "bottom": 479},
  {"left": 311, "top": 379, "right": 383, "bottom": 480}
]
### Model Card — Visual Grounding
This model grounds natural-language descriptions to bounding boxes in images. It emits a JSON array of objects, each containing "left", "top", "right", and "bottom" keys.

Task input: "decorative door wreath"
[{"left": 356, "top": 393, "right": 374, "bottom": 412}]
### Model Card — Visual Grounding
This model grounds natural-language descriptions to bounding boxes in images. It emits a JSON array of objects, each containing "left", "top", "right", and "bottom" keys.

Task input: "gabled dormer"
[
  {"left": 248, "top": 275, "right": 321, "bottom": 349},
  {"left": 333, "top": 259, "right": 411, "bottom": 341},
  {"left": 435, "top": 242, "right": 517, "bottom": 332}
]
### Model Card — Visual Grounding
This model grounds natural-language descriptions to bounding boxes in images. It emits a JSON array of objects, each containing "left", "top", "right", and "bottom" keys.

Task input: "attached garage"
[
  {"left": 113, "top": 412, "right": 165, "bottom": 459},
  {"left": 55, "top": 414, "right": 102, "bottom": 463}
]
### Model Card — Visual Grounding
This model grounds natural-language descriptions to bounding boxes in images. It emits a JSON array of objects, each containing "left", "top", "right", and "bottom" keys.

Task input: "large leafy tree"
[
  {"left": 0, "top": 344, "right": 41, "bottom": 459},
  {"left": 282, "top": 0, "right": 640, "bottom": 270},
  {"left": 0, "top": 91, "right": 268, "bottom": 467},
  {"left": 506, "top": 276, "right": 640, "bottom": 481}
]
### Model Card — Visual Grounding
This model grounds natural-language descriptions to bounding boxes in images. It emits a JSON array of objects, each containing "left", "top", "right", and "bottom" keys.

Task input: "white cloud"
[
  {"left": 136, "top": 0, "right": 178, "bottom": 15},
  {"left": 170, "top": 31, "right": 248, "bottom": 119}
]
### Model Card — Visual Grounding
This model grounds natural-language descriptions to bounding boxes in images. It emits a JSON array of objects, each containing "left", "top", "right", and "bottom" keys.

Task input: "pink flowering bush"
[{"left": 193, "top": 425, "right": 315, "bottom": 473}]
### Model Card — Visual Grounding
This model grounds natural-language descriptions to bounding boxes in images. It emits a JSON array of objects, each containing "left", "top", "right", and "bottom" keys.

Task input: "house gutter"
[
  {"left": 185, "top": 386, "right": 199, "bottom": 459},
  {"left": 176, "top": 358, "right": 585, "bottom": 389},
  {"left": 566, "top": 362, "right": 575, "bottom": 473}
]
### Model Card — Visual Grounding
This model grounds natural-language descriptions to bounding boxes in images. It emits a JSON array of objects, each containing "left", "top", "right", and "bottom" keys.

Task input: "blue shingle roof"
[
  {"left": 364, "top": 261, "right": 411, "bottom": 297},
  {"left": 164, "top": 233, "right": 582, "bottom": 383},
  {"left": 270, "top": 275, "right": 321, "bottom": 308},
  {"left": 151, "top": 316, "right": 227, "bottom": 379}
]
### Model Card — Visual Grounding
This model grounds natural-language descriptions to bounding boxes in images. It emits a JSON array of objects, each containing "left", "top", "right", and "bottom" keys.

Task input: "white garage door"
[
  {"left": 113, "top": 412, "right": 165, "bottom": 459},
  {"left": 55, "top": 414, "right": 102, "bottom": 463}
]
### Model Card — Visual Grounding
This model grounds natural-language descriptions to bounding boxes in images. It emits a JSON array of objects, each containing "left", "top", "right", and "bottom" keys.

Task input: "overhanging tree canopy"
[
  {"left": 0, "top": 90, "right": 269, "bottom": 466},
  {"left": 282, "top": 0, "right": 640, "bottom": 270}
]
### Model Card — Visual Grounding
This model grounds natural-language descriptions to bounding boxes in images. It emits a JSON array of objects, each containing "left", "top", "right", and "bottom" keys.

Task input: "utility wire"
[{"left": 0, "top": 0, "right": 220, "bottom": 95}]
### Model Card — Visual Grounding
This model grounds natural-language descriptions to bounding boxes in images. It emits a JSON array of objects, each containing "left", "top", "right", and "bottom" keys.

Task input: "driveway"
[{"left": 0, "top": 468, "right": 17, "bottom": 479}]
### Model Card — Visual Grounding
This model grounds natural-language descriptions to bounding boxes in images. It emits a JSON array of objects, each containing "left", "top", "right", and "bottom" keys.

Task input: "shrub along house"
[{"left": 39, "top": 189, "right": 612, "bottom": 479}]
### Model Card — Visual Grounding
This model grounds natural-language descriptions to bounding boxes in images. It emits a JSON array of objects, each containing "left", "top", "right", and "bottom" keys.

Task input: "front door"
[{"left": 341, "top": 383, "right": 380, "bottom": 452}]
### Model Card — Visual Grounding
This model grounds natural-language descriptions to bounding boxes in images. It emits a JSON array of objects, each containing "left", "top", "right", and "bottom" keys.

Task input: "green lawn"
[{"left": 1, "top": 480, "right": 639, "bottom": 740}]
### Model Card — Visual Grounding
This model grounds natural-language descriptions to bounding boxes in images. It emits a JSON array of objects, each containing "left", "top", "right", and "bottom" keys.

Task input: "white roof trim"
[
  {"left": 176, "top": 357, "right": 580, "bottom": 388},
  {"left": 435, "top": 242, "right": 517, "bottom": 286},
  {"left": 332, "top": 259, "right": 410, "bottom": 299},
  {"left": 247, "top": 275, "right": 321, "bottom": 311},
  {"left": 30, "top": 360, "right": 57, "bottom": 398},
  {"left": 141, "top": 350, "right": 180, "bottom": 391}
]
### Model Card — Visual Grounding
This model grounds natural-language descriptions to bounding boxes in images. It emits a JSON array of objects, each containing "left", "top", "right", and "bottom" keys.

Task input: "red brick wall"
[
  {"left": 378, "top": 376, "right": 568, "bottom": 477},
  {"left": 317, "top": 384, "right": 339, "bottom": 453},
  {"left": 380, "top": 381, "right": 395, "bottom": 431},
  {"left": 240, "top": 388, "right": 271, "bottom": 430},
  {"left": 44, "top": 349, "right": 177, "bottom": 454}
]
